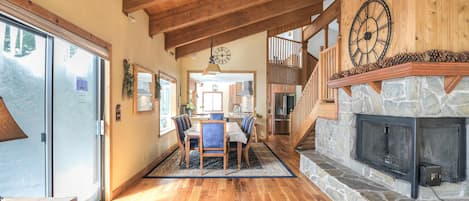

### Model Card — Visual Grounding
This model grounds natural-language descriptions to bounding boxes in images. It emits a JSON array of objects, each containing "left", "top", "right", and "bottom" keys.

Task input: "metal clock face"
[
  {"left": 348, "top": 0, "right": 392, "bottom": 67},
  {"left": 213, "top": 46, "right": 231, "bottom": 65}
]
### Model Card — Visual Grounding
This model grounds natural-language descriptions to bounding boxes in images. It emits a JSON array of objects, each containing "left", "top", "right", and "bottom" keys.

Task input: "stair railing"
[
  {"left": 290, "top": 42, "right": 340, "bottom": 148},
  {"left": 319, "top": 43, "right": 340, "bottom": 102}
]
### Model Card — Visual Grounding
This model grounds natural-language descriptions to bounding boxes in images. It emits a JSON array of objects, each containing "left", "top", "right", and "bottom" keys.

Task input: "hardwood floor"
[{"left": 113, "top": 135, "right": 330, "bottom": 201}]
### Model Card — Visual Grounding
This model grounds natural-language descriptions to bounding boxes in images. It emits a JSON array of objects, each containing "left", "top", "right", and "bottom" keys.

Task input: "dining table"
[{"left": 185, "top": 122, "right": 247, "bottom": 170}]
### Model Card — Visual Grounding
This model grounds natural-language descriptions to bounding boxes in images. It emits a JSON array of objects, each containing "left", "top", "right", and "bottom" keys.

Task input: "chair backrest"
[
  {"left": 209, "top": 113, "right": 224, "bottom": 120},
  {"left": 200, "top": 120, "right": 226, "bottom": 150},
  {"left": 246, "top": 117, "right": 256, "bottom": 136},
  {"left": 180, "top": 116, "right": 189, "bottom": 131},
  {"left": 183, "top": 114, "right": 192, "bottom": 128},
  {"left": 172, "top": 116, "right": 185, "bottom": 145},
  {"left": 242, "top": 116, "right": 252, "bottom": 132}
]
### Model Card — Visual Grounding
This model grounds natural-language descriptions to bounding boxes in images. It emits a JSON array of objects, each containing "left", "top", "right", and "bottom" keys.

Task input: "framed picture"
[{"left": 133, "top": 64, "right": 154, "bottom": 112}]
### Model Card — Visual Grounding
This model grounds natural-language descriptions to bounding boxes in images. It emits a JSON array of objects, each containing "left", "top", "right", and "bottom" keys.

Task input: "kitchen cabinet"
[
  {"left": 229, "top": 83, "right": 242, "bottom": 112},
  {"left": 235, "top": 82, "right": 242, "bottom": 96}
]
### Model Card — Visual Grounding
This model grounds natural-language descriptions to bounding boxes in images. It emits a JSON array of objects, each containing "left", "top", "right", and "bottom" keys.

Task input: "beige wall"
[
  {"left": 32, "top": 0, "right": 179, "bottom": 197},
  {"left": 179, "top": 32, "right": 268, "bottom": 139}
]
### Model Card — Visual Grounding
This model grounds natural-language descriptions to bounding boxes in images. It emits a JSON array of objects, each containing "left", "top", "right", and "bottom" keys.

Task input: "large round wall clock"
[
  {"left": 348, "top": 0, "right": 392, "bottom": 67},
  {"left": 213, "top": 46, "right": 231, "bottom": 65}
]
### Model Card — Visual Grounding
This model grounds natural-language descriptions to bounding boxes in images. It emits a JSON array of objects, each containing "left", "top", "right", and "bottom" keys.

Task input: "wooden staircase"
[
  {"left": 290, "top": 43, "right": 340, "bottom": 150},
  {"left": 296, "top": 129, "right": 315, "bottom": 150}
]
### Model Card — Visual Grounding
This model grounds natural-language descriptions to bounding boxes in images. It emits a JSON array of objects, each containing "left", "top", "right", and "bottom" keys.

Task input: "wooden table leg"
[
  {"left": 186, "top": 138, "right": 190, "bottom": 169},
  {"left": 237, "top": 142, "right": 242, "bottom": 170}
]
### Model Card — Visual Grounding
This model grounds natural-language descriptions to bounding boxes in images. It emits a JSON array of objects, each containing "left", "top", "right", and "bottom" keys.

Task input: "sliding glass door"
[
  {"left": 0, "top": 16, "right": 48, "bottom": 197},
  {"left": 52, "top": 38, "right": 102, "bottom": 201},
  {"left": 0, "top": 14, "right": 104, "bottom": 200}
]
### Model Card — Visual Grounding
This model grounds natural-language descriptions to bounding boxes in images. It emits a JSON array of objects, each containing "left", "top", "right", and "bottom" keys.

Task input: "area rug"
[{"left": 145, "top": 143, "right": 296, "bottom": 178}]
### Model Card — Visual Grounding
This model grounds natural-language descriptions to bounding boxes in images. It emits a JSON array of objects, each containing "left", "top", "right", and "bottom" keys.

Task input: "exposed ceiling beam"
[
  {"left": 303, "top": 0, "right": 340, "bottom": 41},
  {"left": 149, "top": 0, "right": 271, "bottom": 35},
  {"left": 267, "top": 18, "right": 312, "bottom": 37},
  {"left": 123, "top": 0, "right": 195, "bottom": 14},
  {"left": 175, "top": 4, "right": 322, "bottom": 58},
  {"left": 165, "top": 0, "right": 323, "bottom": 49}
]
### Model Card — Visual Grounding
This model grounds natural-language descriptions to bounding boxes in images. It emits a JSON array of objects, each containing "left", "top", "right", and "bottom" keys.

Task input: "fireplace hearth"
[{"left": 356, "top": 114, "right": 466, "bottom": 198}]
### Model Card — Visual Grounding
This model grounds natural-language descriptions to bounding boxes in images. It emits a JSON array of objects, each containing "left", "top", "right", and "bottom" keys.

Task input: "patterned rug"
[{"left": 145, "top": 143, "right": 295, "bottom": 178}]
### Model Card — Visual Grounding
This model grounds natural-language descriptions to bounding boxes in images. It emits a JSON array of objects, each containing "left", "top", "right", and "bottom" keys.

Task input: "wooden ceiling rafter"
[
  {"left": 164, "top": 0, "right": 323, "bottom": 49},
  {"left": 175, "top": 3, "right": 323, "bottom": 58},
  {"left": 302, "top": 0, "right": 341, "bottom": 41},
  {"left": 149, "top": 0, "right": 271, "bottom": 35},
  {"left": 123, "top": 0, "right": 196, "bottom": 14},
  {"left": 268, "top": 18, "right": 312, "bottom": 37}
]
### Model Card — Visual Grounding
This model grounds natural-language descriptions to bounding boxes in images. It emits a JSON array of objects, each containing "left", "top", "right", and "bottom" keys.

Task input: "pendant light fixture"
[{"left": 203, "top": 37, "right": 221, "bottom": 75}]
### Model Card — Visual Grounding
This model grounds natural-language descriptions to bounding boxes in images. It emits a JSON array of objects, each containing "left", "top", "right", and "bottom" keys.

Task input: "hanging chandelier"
[{"left": 203, "top": 37, "right": 221, "bottom": 75}]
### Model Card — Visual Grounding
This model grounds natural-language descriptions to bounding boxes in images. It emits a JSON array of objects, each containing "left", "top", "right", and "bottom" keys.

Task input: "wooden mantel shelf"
[{"left": 328, "top": 62, "right": 469, "bottom": 96}]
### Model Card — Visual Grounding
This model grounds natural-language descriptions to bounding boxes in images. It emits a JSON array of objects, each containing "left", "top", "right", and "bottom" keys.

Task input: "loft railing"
[
  {"left": 290, "top": 43, "right": 340, "bottom": 148},
  {"left": 268, "top": 36, "right": 302, "bottom": 67}
]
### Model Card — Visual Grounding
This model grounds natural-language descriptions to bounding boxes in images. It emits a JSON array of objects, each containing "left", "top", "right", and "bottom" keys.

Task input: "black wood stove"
[{"left": 356, "top": 114, "right": 466, "bottom": 198}]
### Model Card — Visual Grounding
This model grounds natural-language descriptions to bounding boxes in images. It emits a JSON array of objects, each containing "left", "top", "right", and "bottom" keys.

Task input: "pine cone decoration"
[
  {"left": 329, "top": 49, "right": 469, "bottom": 80},
  {"left": 331, "top": 73, "right": 342, "bottom": 80},
  {"left": 458, "top": 51, "right": 469, "bottom": 62},
  {"left": 341, "top": 70, "right": 351, "bottom": 77}
]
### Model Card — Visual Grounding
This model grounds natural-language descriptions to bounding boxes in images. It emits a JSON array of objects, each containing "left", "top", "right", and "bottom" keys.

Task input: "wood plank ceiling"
[{"left": 123, "top": 0, "right": 323, "bottom": 58}]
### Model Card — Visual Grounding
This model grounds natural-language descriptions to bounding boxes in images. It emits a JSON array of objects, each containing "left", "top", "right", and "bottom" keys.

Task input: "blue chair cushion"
[
  {"left": 181, "top": 117, "right": 189, "bottom": 131},
  {"left": 203, "top": 150, "right": 224, "bottom": 154},
  {"left": 241, "top": 116, "right": 249, "bottom": 131},
  {"left": 246, "top": 118, "right": 255, "bottom": 135},
  {"left": 243, "top": 116, "right": 253, "bottom": 133},
  {"left": 175, "top": 117, "right": 185, "bottom": 142},
  {"left": 185, "top": 116, "right": 192, "bottom": 128},
  {"left": 210, "top": 113, "right": 224, "bottom": 120},
  {"left": 201, "top": 122, "right": 225, "bottom": 148}
]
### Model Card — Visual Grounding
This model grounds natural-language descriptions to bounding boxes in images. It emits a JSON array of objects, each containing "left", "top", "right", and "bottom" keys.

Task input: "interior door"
[
  {"left": 0, "top": 16, "right": 48, "bottom": 197},
  {"left": 52, "top": 38, "right": 102, "bottom": 201}
]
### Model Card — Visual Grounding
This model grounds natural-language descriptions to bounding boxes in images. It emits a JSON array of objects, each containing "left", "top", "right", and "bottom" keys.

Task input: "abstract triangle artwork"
[{"left": 0, "top": 96, "right": 28, "bottom": 142}]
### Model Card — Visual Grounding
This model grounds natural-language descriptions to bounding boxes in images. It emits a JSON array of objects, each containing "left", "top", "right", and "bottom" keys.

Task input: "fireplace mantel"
[{"left": 328, "top": 62, "right": 469, "bottom": 96}]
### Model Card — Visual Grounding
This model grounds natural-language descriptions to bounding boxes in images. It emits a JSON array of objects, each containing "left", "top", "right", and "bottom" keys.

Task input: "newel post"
[{"left": 301, "top": 40, "right": 309, "bottom": 87}]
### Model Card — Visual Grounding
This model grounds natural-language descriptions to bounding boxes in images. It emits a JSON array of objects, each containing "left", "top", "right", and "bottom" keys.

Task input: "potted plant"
[{"left": 186, "top": 102, "right": 195, "bottom": 116}]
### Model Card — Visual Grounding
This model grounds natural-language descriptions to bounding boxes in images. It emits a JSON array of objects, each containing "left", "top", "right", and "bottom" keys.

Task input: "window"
[
  {"left": 159, "top": 72, "right": 177, "bottom": 135},
  {"left": 202, "top": 92, "right": 223, "bottom": 112}
]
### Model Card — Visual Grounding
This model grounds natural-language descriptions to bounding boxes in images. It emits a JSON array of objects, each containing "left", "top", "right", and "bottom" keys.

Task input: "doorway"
[
  {"left": 267, "top": 84, "right": 301, "bottom": 136},
  {"left": 0, "top": 15, "right": 105, "bottom": 200}
]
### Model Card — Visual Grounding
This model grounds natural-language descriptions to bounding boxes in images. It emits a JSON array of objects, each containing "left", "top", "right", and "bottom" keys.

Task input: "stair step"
[
  {"left": 295, "top": 130, "right": 316, "bottom": 150},
  {"left": 296, "top": 144, "right": 315, "bottom": 150}
]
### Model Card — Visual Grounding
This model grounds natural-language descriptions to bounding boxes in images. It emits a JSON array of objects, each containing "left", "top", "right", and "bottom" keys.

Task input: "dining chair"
[
  {"left": 209, "top": 112, "right": 224, "bottom": 120},
  {"left": 172, "top": 116, "right": 198, "bottom": 166},
  {"left": 180, "top": 115, "right": 189, "bottom": 131},
  {"left": 241, "top": 115, "right": 252, "bottom": 132},
  {"left": 183, "top": 114, "right": 192, "bottom": 128},
  {"left": 199, "top": 120, "right": 228, "bottom": 175},
  {"left": 229, "top": 117, "right": 256, "bottom": 167}
]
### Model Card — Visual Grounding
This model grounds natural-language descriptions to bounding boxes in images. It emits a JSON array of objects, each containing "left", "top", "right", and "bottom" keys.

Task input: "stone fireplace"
[
  {"left": 356, "top": 114, "right": 466, "bottom": 198},
  {"left": 310, "top": 76, "right": 469, "bottom": 200}
]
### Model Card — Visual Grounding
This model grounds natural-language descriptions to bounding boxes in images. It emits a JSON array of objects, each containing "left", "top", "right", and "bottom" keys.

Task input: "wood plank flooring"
[{"left": 113, "top": 135, "right": 330, "bottom": 201}]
